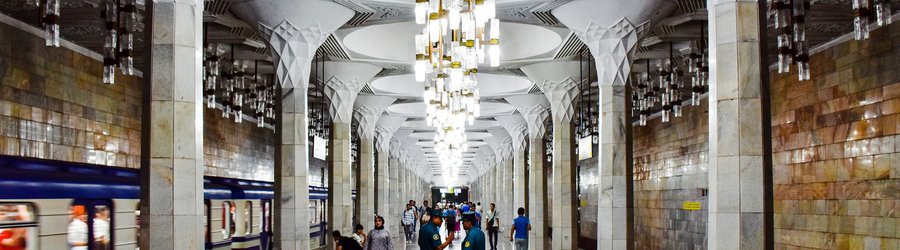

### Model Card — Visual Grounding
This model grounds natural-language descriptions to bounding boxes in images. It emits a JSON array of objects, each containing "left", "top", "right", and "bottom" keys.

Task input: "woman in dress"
[{"left": 364, "top": 215, "right": 393, "bottom": 250}]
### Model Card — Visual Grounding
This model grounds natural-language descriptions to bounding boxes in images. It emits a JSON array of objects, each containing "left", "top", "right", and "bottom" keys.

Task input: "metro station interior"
[{"left": 0, "top": 0, "right": 898, "bottom": 249}]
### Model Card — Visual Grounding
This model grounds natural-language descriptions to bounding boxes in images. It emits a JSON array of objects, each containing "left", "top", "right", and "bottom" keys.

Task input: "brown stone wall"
[
  {"left": 0, "top": 21, "right": 143, "bottom": 168},
  {"left": 632, "top": 99, "right": 709, "bottom": 250},
  {"left": 203, "top": 110, "right": 275, "bottom": 181},
  {"left": 771, "top": 23, "right": 900, "bottom": 248},
  {"left": 0, "top": 20, "right": 274, "bottom": 181}
]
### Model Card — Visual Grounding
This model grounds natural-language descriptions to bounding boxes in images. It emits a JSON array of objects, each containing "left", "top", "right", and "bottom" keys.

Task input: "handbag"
[{"left": 486, "top": 212, "right": 496, "bottom": 228}]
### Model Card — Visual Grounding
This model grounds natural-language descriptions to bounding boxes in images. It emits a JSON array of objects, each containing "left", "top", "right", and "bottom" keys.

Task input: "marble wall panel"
[
  {"left": 632, "top": 99, "right": 710, "bottom": 250},
  {"left": 771, "top": 22, "right": 900, "bottom": 249},
  {"left": 0, "top": 21, "right": 275, "bottom": 182}
]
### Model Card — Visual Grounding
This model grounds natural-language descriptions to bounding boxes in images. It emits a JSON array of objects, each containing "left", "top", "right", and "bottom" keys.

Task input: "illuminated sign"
[
  {"left": 314, "top": 136, "right": 327, "bottom": 160},
  {"left": 578, "top": 136, "right": 592, "bottom": 160}
]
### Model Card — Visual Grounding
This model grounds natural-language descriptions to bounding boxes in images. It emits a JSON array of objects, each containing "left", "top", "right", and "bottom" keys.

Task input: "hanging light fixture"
[
  {"left": 793, "top": 0, "right": 810, "bottom": 81},
  {"left": 42, "top": 0, "right": 60, "bottom": 47},
  {"left": 687, "top": 25, "right": 709, "bottom": 106},
  {"left": 853, "top": 0, "right": 871, "bottom": 40},
  {"left": 118, "top": 0, "right": 138, "bottom": 76},
  {"left": 99, "top": 0, "right": 138, "bottom": 84},
  {"left": 876, "top": 0, "right": 893, "bottom": 26},
  {"left": 415, "top": 0, "right": 498, "bottom": 180},
  {"left": 770, "top": 0, "right": 811, "bottom": 81},
  {"left": 205, "top": 44, "right": 224, "bottom": 109},
  {"left": 101, "top": 0, "right": 117, "bottom": 84}
]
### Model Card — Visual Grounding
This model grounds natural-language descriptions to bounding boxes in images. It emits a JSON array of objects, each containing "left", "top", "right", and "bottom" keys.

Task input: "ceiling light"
[{"left": 415, "top": 0, "right": 498, "bottom": 184}]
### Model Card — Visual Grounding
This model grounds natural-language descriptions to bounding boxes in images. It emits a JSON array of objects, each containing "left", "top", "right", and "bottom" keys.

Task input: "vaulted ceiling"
[{"left": 0, "top": 0, "right": 876, "bottom": 185}]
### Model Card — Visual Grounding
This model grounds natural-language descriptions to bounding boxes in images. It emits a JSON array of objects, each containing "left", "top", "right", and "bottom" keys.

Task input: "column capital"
[
  {"left": 389, "top": 129, "right": 412, "bottom": 159},
  {"left": 258, "top": 20, "right": 328, "bottom": 89},
  {"left": 495, "top": 114, "right": 528, "bottom": 151},
  {"left": 553, "top": 0, "right": 675, "bottom": 88},
  {"left": 522, "top": 61, "right": 581, "bottom": 123},
  {"left": 375, "top": 116, "right": 407, "bottom": 152},
  {"left": 323, "top": 61, "right": 382, "bottom": 123},
  {"left": 485, "top": 128, "right": 511, "bottom": 160},
  {"left": 506, "top": 94, "right": 550, "bottom": 140},
  {"left": 353, "top": 96, "right": 396, "bottom": 139}
]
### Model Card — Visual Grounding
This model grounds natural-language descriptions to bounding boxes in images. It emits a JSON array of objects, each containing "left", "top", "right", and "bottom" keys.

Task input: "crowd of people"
[{"left": 331, "top": 199, "right": 532, "bottom": 250}]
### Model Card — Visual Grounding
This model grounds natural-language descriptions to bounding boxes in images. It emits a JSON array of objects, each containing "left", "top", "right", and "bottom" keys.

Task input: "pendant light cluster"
[
  {"left": 27, "top": 0, "right": 60, "bottom": 47},
  {"left": 576, "top": 49, "right": 597, "bottom": 145},
  {"left": 852, "top": 0, "right": 893, "bottom": 40},
  {"left": 99, "top": 0, "right": 138, "bottom": 84},
  {"left": 687, "top": 26, "right": 709, "bottom": 107},
  {"left": 632, "top": 40, "right": 709, "bottom": 126},
  {"left": 309, "top": 53, "right": 331, "bottom": 139},
  {"left": 771, "top": 0, "right": 811, "bottom": 81},
  {"left": 203, "top": 44, "right": 275, "bottom": 128},
  {"left": 414, "top": 0, "right": 499, "bottom": 184}
]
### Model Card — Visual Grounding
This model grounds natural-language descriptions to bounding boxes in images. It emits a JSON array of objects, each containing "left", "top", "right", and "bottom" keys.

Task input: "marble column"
[
  {"left": 554, "top": 1, "right": 676, "bottom": 248},
  {"left": 324, "top": 62, "right": 382, "bottom": 237},
  {"left": 238, "top": 1, "right": 353, "bottom": 247},
  {"left": 506, "top": 94, "right": 551, "bottom": 250},
  {"left": 522, "top": 61, "right": 581, "bottom": 250},
  {"left": 707, "top": 0, "right": 771, "bottom": 249},
  {"left": 376, "top": 117, "right": 406, "bottom": 237},
  {"left": 496, "top": 115, "right": 528, "bottom": 212},
  {"left": 139, "top": 0, "right": 204, "bottom": 248},
  {"left": 353, "top": 96, "right": 396, "bottom": 230},
  {"left": 388, "top": 140, "right": 404, "bottom": 250},
  {"left": 487, "top": 129, "right": 511, "bottom": 222}
]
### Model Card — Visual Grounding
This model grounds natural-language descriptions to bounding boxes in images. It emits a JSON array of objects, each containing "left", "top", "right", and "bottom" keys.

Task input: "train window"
[
  {"left": 308, "top": 201, "right": 316, "bottom": 225},
  {"left": 91, "top": 205, "right": 111, "bottom": 250},
  {"left": 204, "top": 202, "right": 209, "bottom": 243},
  {"left": 221, "top": 202, "right": 235, "bottom": 239},
  {"left": 68, "top": 205, "right": 89, "bottom": 250},
  {"left": 243, "top": 201, "right": 251, "bottom": 236},
  {"left": 135, "top": 203, "right": 141, "bottom": 248},
  {"left": 0, "top": 203, "right": 37, "bottom": 250},
  {"left": 261, "top": 201, "right": 271, "bottom": 233}
]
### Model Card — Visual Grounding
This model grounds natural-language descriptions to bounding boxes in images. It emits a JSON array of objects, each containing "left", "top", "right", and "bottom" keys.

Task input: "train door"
[
  {"left": 70, "top": 199, "right": 115, "bottom": 250},
  {"left": 259, "top": 199, "right": 272, "bottom": 250}
]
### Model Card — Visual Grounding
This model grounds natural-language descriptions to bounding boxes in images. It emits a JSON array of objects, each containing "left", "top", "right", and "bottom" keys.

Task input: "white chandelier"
[{"left": 415, "top": 0, "right": 499, "bottom": 185}]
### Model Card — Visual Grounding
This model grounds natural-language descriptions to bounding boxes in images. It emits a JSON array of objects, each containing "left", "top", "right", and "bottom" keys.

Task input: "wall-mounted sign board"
[{"left": 682, "top": 202, "right": 701, "bottom": 211}]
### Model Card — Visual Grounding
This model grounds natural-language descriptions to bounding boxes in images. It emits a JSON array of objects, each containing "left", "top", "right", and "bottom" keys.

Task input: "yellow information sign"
[{"left": 682, "top": 202, "right": 701, "bottom": 211}]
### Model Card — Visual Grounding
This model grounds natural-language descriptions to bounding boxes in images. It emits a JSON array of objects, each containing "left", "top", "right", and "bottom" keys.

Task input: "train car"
[{"left": 0, "top": 156, "right": 342, "bottom": 250}]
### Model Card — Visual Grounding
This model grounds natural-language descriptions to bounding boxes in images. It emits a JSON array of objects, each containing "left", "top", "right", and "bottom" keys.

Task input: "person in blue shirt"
[
  {"left": 461, "top": 211, "right": 486, "bottom": 250},
  {"left": 418, "top": 208, "right": 454, "bottom": 250},
  {"left": 508, "top": 207, "right": 531, "bottom": 250},
  {"left": 470, "top": 203, "right": 482, "bottom": 228}
]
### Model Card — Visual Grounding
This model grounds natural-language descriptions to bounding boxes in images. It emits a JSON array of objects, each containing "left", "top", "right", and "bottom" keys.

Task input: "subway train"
[{"left": 0, "top": 156, "right": 337, "bottom": 250}]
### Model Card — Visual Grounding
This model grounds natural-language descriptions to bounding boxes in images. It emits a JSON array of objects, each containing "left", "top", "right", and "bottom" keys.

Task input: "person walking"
[
  {"left": 484, "top": 203, "right": 499, "bottom": 250},
  {"left": 419, "top": 200, "right": 431, "bottom": 225},
  {"left": 508, "top": 207, "right": 531, "bottom": 250},
  {"left": 460, "top": 211, "right": 486, "bottom": 250},
  {"left": 364, "top": 215, "right": 393, "bottom": 250},
  {"left": 402, "top": 204, "right": 417, "bottom": 243},
  {"left": 418, "top": 209, "right": 454, "bottom": 250},
  {"left": 444, "top": 205, "right": 457, "bottom": 238},
  {"left": 409, "top": 200, "right": 419, "bottom": 235}
]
